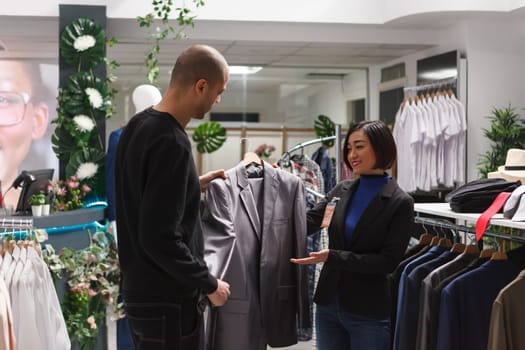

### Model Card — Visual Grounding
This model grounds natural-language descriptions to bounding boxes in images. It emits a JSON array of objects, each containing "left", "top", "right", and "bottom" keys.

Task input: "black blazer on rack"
[{"left": 307, "top": 177, "right": 414, "bottom": 318}]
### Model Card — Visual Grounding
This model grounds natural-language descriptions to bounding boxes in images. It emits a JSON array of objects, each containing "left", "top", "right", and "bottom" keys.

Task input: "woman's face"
[
  {"left": 0, "top": 61, "right": 48, "bottom": 189},
  {"left": 346, "top": 129, "right": 384, "bottom": 176}
]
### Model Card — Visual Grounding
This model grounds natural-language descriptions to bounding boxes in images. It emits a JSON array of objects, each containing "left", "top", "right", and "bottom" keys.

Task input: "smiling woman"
[{"left": 0, "top": 59, "right": 57, "bottom": 209}]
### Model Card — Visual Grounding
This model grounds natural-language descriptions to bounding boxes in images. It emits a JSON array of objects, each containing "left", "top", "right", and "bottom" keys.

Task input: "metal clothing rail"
[
  {"left": 280, "top": 124, "right": 343, "bottom": 183},
  {"left": 0, "top": 217, "right": 34, "bottom": 239},
  {"left": 403, "top": 77, "right": 457, "bottom": 94},
  {"left": 0, "top": 217, "right": 33, "bottom": 230},
  {"left": 306, "top": 187, "right": 326, "bottom": 200},
  {"left": 414, "top": 216, "right": 525, "bottom": 244}
]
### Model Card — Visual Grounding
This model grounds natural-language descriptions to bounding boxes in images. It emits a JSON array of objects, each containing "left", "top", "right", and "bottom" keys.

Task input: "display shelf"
[{"left": 414, "top": 202, "right": 525, "bottom": 231}]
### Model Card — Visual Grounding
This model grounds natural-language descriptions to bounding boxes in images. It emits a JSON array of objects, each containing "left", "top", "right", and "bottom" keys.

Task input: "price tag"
[{"left": 321, "top": 197, "right": 340, "bottom": 228}]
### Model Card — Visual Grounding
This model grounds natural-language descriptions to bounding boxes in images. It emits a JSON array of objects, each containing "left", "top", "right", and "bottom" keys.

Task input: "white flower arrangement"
[
  {"left": 85, "top": 87, "right": 103, "bottom": 109},
  {"left": 73, "top": 114, "right": 95, "bottom": 132},
  {"left": 76, "top": 162, "right": 99, "bottom": 180},
  {"left": 73, "top": 35, "right": 96, "bottom": 52}
]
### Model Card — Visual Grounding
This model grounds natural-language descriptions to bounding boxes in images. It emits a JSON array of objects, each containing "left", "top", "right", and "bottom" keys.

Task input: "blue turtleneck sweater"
[{"left": 344, "top": 174, "right": 391, "bottom": 248}]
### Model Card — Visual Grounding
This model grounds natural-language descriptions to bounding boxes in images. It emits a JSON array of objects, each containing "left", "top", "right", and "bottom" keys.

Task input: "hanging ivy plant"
[
  {"left": 192, "top": 121, "right": 227, "bottom": 153},
  {"left": 137, "top": 0, "right": 205, "bottom": 84},
  {"left": 60, "top": 17, "right": 106, "bottom": 70}
]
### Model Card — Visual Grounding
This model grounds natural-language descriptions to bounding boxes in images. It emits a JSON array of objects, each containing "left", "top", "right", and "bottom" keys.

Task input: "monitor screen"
[{"left": 15, "top": 168, "right": 54, "bottom": 214}]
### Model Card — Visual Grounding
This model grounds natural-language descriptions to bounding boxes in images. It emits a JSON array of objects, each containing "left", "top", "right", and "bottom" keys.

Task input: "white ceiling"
[
  {"left": 0, "top": 14, "right": 439, "bottom": 91},
  {"left": 6, "top": 6, "right": 523, "bottom": 92}
]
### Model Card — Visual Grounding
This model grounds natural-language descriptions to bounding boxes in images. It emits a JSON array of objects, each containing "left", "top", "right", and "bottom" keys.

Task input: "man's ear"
[
  {"left": 31, "top": 102, "right": 50, "bottom": 140},
  {"left": 195, "top": 79, "right": 208, "bottom": 94}
]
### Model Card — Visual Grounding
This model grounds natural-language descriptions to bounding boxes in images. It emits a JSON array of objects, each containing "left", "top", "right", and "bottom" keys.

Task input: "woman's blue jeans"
[{"left": 315, "top": 296, "right": 390, "bottom": 350}]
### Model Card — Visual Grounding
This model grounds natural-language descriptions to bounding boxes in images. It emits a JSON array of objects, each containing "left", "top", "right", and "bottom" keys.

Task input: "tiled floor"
[{"left": 269, "top": 340, "right": 313, "bottom": 350}]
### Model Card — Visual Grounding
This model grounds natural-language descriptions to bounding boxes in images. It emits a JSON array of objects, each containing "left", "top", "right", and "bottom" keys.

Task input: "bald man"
[
  {"left": 0, "top": 60, "right": 50, "bottom": 209},
  {"left": 115, "top": 45, "right": 231, "bottom": 350}
]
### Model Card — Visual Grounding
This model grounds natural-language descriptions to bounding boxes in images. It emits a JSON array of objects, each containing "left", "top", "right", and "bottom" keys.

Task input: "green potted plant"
[
  {"left": 477, "top": 105, "right": 525, "bottom": 178},
  {"left": 29, "top": 193, "right": 46, "bottom": 217}
]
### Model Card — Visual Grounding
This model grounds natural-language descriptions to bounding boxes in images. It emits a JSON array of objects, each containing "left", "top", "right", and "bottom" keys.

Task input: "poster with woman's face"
[{"left": 0, "top": 59, "right": 59, "bottom": 209}]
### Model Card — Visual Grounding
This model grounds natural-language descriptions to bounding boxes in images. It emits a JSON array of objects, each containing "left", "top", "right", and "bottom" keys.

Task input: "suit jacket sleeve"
[
  {"left": 305, "top": 181, "right": 345, "bottom": 234},
  {"left": 201, "top": 179, "right": 236, "bottom": 280}
]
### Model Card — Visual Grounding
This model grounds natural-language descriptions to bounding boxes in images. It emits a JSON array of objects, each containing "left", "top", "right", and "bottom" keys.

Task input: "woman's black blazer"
[{"left": 307, "top": 177, "right": 414, "bottom": 318}]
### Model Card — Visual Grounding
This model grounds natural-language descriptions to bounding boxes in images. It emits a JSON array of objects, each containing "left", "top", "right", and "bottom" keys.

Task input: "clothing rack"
[
  {"left": 306, "top": 187, "right": 326, "bottom": 200},
  {"left": 0, "top": 217, "right": 33, "bottom": 230},
  {"left": 414, "top": 215, "right": 525, "bottom": 245},
  {"left": 0, "top": 217, "right": 34, "bottom": 240},
  {"left": 403, "top": 77, "right": 457, "bottom": 95},
  {"left": 280, "top": 124, "right": 343, "bottom": 183}
]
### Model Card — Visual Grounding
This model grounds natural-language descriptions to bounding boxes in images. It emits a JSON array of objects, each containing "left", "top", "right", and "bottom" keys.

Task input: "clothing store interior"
[{"left": 1, "top": 1, "right": 525, "bottom": 350}]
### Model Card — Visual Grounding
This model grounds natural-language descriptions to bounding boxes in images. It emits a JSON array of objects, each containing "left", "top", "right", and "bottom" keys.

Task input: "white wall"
[
  {"left": 308, "top": 83, "right": 348, "bottom": 126},
  {"left": 464, "top": 19, "right": 525, "bottom": 180},
  {"left": 368, "top": 17, "right": 525, "bottom": 182}
]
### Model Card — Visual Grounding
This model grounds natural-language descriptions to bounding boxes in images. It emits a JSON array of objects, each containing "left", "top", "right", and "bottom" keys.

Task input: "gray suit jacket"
[{"left": 202, "top": 161, "right": 309, "bottom": 350}]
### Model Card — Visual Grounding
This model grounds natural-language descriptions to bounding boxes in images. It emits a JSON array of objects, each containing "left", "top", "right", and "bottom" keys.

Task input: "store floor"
[{"left": 269, "top": 340, "right": 313, "bottom": 350}]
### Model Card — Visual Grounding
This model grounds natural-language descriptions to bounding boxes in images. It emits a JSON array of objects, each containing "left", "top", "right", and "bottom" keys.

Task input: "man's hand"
[
  {"left": 290, "top": 249, "right": 329, "bottom": 265},
  {"left": 208, "top": 279, "right": 231, "bottom": 307},
  {"left": 199, "top": 169, "right": 227, "bottom": 192}
]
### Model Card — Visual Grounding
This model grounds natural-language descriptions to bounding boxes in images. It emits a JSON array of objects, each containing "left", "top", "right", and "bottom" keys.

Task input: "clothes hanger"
[
  {"left": 491, "top": 251, "right": 508, "bottom": 260},
  {"left": 417, "top": 221, "right": 433, "bottom": 245},
  {"left": 243, "top": 152, "right": 262, "bottom": 166},
  {"left": 491, "top": 240, "right": 508, "bottom": 260},
  {"left": 462, "top": 244, "right": 480, "bottom": 255},
  {"left": 479, "top": 248, "right": 496, "bottom": 258},
  {"left": 437, "top": 221, "right": 452, "bottom": 248},
  {"left": 450, "top": 242, "right": 466, "bottom": 253}
]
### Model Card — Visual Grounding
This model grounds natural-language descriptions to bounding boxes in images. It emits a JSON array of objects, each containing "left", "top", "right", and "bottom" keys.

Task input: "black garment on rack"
[
  {"left": 389, "top": 243, "right": 432, "bottom": 341},
  {"left": 507, "top": 243, "right": 525, "bottom": 269},
  {"left": 445, "top": 178, "right": 521, "bottom": 212}
]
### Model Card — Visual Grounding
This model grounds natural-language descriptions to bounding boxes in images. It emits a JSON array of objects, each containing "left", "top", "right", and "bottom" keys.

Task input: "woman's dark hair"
[{"left": 343, "top": 120, "right": 397, "bottom": 170}]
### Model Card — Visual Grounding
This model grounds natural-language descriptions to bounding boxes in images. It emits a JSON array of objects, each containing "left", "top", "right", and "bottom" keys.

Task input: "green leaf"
[
  {"left": 62, "top": 71, "right": 111, "bottom": 120},
  {"left": 65, "top": 148, "right": 106, "bottom": 197},
  {"left": 314, "top": 114, "right": 336, "bottom": 147},
  {"left": 477, "top": 104, "right": 525, "bottom": 177},
  {"left": 192, "top": 121, "right": 227, "bottom": 153},
  {"left": 60, "top": 17, "right": 106, "bottom": 70}
]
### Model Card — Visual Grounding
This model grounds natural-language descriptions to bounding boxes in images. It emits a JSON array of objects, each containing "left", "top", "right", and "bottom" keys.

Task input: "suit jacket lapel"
[
  {"left": 330, "top": 181, "right": 356, "bottom": 248},
  {"left": 348, "top": 178, "right": 398, "bottom": 246},
  {"left": 261, "top": 162, "right": 280, "bottom": 238},
  {"left": 235, "top": 162, "right": 262, "bottom": 239}
]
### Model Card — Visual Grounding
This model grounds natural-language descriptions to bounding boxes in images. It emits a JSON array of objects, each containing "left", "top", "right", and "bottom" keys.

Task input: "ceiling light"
[
  {"left": 229, "top": 66, "right": 262, "bottom": 75},
  {"left": 419, "top": 68, "right": 457, "bottom": 81}
]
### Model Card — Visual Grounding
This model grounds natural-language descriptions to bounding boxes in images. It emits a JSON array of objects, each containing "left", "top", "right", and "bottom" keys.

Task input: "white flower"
[
  {"left": 74, "top": 35, "right": 96, "bottom": 52},
  {"left": 76, "top": 162, "right": 98, "bottom": 180},
  {"left": 73, "top": 115, "right": 95, "bottom": 132},
  {"left": 85, "top": 88, "right": 103, "bottom": 109}
]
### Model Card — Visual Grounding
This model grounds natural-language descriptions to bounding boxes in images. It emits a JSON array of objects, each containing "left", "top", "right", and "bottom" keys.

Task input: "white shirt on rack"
[{"left": 29, "top": 247, "right": 70, "bottom": 350}]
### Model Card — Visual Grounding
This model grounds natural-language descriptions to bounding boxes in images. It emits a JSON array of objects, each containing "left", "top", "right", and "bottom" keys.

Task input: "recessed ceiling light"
[{"left": 229, "top": 66, "right": 262, "bottom": 75}]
